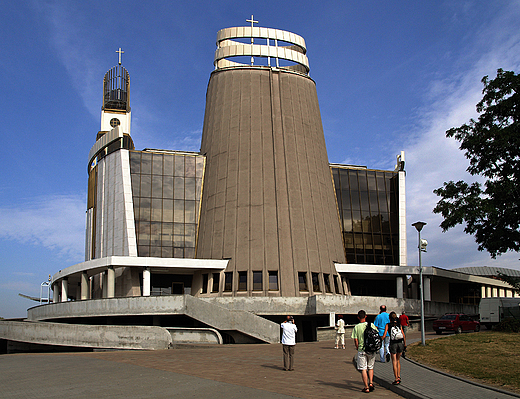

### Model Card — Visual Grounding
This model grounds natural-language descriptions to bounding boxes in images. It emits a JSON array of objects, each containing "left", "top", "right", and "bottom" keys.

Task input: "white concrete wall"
[
  {"left": 0, "top": 320, "right": 171, "bottom": 350},
  {"left": 94, "top": 150, "right": 137, "bottom": 259},
  {"left": 398, "top": 169, "right": 407, "bottom": 266}
]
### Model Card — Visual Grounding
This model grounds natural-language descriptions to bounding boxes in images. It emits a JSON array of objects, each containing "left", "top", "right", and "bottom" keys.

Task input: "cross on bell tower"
[
  {"left": 116, "top": 48, "right": 124, "bottom": 65},
  {"left": 246, "top": 15, "right": 258, "bottom": 65}
]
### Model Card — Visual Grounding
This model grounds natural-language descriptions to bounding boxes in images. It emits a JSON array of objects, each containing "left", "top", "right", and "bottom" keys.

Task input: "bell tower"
[{"left": 100, "top": 48, "right": 131, "bottom": 135}]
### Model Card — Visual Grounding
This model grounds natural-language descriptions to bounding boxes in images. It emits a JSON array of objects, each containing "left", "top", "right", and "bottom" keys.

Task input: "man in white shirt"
[
  {"left": 335, "top": 314, "right": 346, "bottom": 349},
  {"left": 281, "top": 316, "right": 298, "bottom": 371}
]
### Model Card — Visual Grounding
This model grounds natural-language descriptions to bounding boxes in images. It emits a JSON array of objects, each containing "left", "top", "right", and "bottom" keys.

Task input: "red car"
[{"left": 432, "top": 314, "right": 480, "bottom": 335}]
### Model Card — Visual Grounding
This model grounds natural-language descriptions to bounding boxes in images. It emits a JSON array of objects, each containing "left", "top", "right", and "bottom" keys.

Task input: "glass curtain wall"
[
  {"left": 129, "top": 150, "right": 205, "bottom": 258},
  {"left": 331, "top": 166, "right": 399, "bottom": 265}
]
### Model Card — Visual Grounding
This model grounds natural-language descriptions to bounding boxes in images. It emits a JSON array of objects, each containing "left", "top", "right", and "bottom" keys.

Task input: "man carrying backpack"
[
  {"left": 374, "top": 305, "right": 391, "bottom": 362},
  {"left": 351, "top": 310, "right": 379, "bottom": 393}
]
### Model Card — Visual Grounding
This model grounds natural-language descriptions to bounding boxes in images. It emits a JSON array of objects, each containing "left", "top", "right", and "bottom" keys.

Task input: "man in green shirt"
[{"left": 351, "top": 309, "right": 377, "bottom": 393}]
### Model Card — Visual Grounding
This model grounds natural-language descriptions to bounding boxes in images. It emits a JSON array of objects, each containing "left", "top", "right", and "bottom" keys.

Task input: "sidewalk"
[
  {"left": 373, "top": 331, "right": 520, "bottom": 399},
  {"left": 0, "top": 332, "right": 518, "bottom": 398}
]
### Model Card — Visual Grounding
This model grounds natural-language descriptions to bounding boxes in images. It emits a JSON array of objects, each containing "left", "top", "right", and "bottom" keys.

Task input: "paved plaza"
[{"left": 0, "top": 331, "right": 518, "bottom": 398}]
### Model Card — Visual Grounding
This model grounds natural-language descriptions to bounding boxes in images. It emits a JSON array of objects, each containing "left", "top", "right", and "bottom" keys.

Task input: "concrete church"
[{"left": 1, "top": 21, "right": 516, "bottom": 351}]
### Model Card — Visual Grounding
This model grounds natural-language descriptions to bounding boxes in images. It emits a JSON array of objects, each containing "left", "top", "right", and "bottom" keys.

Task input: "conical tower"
[{"left": 197, "top": 23, "right": 346, "bottom": 297}]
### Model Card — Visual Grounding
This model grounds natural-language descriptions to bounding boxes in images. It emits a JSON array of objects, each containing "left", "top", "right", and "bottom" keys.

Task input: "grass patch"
[{"left": 407, "top": 332, "right": 520, "bottom": 393}]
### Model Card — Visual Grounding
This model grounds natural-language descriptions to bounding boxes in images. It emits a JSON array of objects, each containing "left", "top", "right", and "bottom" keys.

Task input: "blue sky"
[{"left": 1, "top": 1, "right": 520, "bottom": 318}]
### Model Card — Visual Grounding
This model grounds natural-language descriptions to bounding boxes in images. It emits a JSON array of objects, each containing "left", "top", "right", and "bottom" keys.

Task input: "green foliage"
[
  {"left": 492, "top": 318, "right": 520, "bottom": 333},
  {"left": 433, "top": 69, "right": 520, "bottom": 258}
]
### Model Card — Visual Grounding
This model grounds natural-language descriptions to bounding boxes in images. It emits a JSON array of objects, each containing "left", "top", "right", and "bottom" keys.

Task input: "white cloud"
[
  {"left": 32, "top": 1, "right": 104, "bottom": 118},
  {"left": 0, "top": 195, "right": 85, "bottom": 261},
  {"left": 404, "top": 4, "right": 520, "bottom": 271}
]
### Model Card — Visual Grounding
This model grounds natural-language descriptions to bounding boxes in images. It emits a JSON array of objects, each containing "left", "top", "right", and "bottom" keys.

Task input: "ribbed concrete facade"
[{"left": 197, "top": 67, "right": 346, "bottom": 297}]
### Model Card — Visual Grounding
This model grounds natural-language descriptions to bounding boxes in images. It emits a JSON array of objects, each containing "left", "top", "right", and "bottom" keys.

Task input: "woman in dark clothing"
[{"left": 382, "top": 311, "right": 406, "bottom": 385}]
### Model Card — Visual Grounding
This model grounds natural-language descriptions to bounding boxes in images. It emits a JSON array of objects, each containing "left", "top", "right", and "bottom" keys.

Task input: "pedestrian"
[
  {"left": 399, "top": 311, "right": 409, "bottom": 337},
  {"left": 374, "top": 305, "right": 390, "bottom": 362},
  {"left": 382, "top": 311, "right": 406, "bottom": 385},
  {"left": 351, "top": 310, "right": 377, "bottom": 393},
  {"left": 335, "top": 314, "right": 345, "bottom": 349},
  {"left": 281, "top": 316, "right": 297, "bottom": 371}
]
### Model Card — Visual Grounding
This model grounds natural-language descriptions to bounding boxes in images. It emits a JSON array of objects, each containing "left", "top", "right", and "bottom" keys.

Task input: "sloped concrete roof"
[{"left": 451, "top": 266, "right": 520, "bottom": 278}]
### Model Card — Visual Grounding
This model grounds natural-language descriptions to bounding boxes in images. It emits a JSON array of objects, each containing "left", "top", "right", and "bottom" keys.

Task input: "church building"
[{"left": 12, "top": 21, "right": 513, "bottom": 348}]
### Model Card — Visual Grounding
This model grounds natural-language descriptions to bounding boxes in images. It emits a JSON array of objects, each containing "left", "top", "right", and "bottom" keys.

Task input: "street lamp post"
[{"left": 412, "top": 221, "right": 427, "bottom": 346}]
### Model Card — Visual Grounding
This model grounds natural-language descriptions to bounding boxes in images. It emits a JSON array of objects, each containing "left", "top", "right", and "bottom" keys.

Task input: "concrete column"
[
  {"left": 107, "top": 266, "right": 115, "bottom": 298},
  {"left": 53, "top": 283, "right": 60, "bottom": 303},
  {"left": 396, "top": 277, "right": 404, "bottom": 299},
  {"left": 102, "top": 272, "right": 107, "bottom": 298},
  {"left": 424, "top": 277, "right": 431, "bottom": 301},
  {"left": 61, "top": 279, "right": 68, "bottom": 302},
  {"left": 75, "top": 283, "right": 81, "bottom": 301},
  {"left": 143, "top": 268, "right": 151, "bottom": 296},
  {"left": 481, "top": 286, "right": 487, "bottom": 299},
  {"left": 329, "top": 312, "right": 336, "bottom": 327},
  {"left": 208, "top": 274, "right": 214, "bottom": 294},
  {"left": 81, "top": 272, "right": 89, "bottom": 300}
]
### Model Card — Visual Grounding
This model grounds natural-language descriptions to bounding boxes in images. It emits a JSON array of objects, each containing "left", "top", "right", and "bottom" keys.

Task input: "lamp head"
[{"left": 412, "top": 221, "right": 427, "bottom": 232}]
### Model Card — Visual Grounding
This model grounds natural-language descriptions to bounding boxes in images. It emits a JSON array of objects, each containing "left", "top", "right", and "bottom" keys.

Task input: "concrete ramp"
[
  {"left": 26, "top": 296, "right": 279, "bottom": 344},
  {"left": 187, "top": 296, "right": 279, "bottom": 343},
  {"left": 0, "top": 320, "right": 172, "bottom": 351}
]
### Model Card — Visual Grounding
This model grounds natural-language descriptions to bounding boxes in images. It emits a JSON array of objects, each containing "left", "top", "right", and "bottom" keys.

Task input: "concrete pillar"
[
  {"left": 329, "top": 312, "right": 336, "bottom": 327},
  {"left": 481, "top": 286, "right": 487, "bottom": 299},
  {"left": 208, "top": 274, "right": 214, "bottom": 294},
  {"left": 102, "top": 272, "right": 107, "bottom": 298},
  {"left": 61, "top": 279, "right": 68, "bottom": 302},
  {"left": 396, "top": 277, "right": 404, "bottom": 299},
  {"left": 53, "top": 283, "right": 60, "bottom": 303},
  {"left": 81, "top": 272, "right": 89, "bottom": 300},
  {"left": 143, "top": 268, "right": 151, "bottom": 296},
  {"left": 424, "top": 277, "right": 431, "bottom": 301},
  {"left": 107, "top": 266, "right": 115, "bottom": 298},
  {"left": 75, "top": 283, "right": 81, "bottom": 301}
]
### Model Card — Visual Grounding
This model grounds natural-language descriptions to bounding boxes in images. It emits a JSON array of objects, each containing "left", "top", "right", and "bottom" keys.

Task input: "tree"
[{"left": 433, "top": 69, "right": 520, "bottom": 258}]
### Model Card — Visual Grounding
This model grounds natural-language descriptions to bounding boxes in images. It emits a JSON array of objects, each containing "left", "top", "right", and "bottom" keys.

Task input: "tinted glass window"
[
  {"left": 253, "top": 271, "right": 262, "bottom": 291},
  {"left": 331, "top": 166, "right": 400, "bottom": 266},
  {"left": 268, "top": 271, "right": 279, "bottom": 290},
  {"left": 298, "top": 272, "right": 308, "bottom": 291},
  {"left": 130, "top": 151, "right": 205, "bottom": 258}
]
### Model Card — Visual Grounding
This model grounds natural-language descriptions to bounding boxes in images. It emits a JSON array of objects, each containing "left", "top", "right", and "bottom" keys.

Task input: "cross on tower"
[
  {"left": 116, "top": 48, "right": 124, "bottom": 65},
  {"left": 246, "top": 15, "right": 258, "bottom": 65},
  {"left": 246, "top": 15, "right": 258, "bottom": 29}
]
